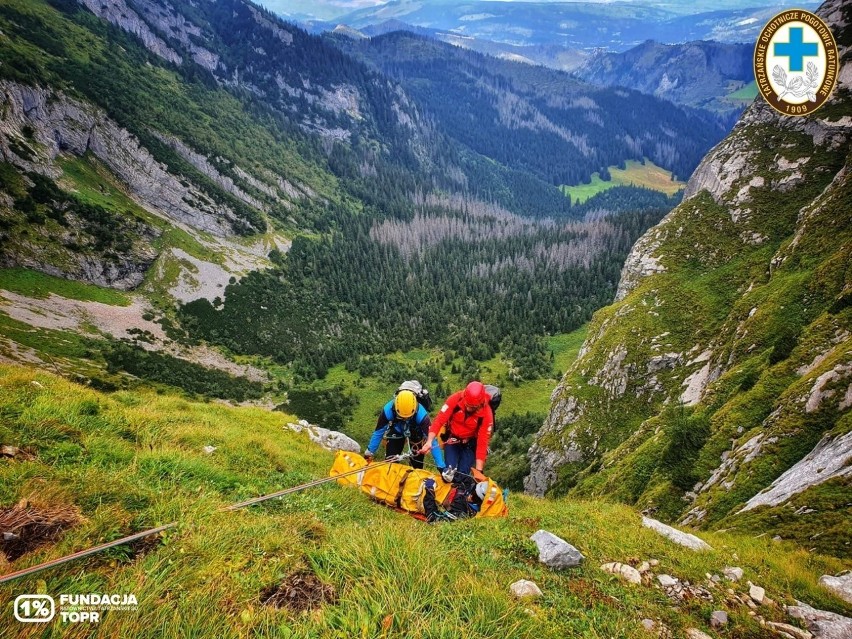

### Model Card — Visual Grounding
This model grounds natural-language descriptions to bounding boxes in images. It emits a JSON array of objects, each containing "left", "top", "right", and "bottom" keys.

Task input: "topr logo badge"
[{"left": 754, "top": 9, "right": 838, "bottom": 116}]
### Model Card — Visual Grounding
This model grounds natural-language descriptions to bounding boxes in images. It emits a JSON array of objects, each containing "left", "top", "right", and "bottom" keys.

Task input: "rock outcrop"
[
  {"left": 0, "top": 81, "right": 248, "bottom": 237},
  {"left": 819, "top": 572, "right": 852, "bottom": 604},
  {"left": 786, "top": 601, "right": 852, "bottom": 639},
  {"left": 286, "top": 421, "right": 360, "bottom": 454},
  {"left": 528, "top": 0, "right": 852, "bottom": 553},
  {"left": 740, "top": 431, "right": 852, "bottom": 512}
]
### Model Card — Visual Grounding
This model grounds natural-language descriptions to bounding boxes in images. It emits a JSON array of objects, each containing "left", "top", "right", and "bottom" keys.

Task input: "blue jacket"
[{"left": 367, "top": 400, "right": 430, "bottom": 455}]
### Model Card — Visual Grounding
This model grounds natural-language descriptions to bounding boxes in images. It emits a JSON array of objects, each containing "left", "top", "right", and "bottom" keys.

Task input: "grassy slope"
[
  {"left": 1, "top": 364, "right": 850, "bottom": 639},
  {"left": 0, "top": 268, "right": 129, "bottom": 307},
  {"left": 538, "top": 68, "right": 852, "bottom": 552},
  {"left": 560, "top": 160, "right": 685, "bottom": 204},
  {"left": 726, "top": 81, "right": 758, "bottom": 102}
]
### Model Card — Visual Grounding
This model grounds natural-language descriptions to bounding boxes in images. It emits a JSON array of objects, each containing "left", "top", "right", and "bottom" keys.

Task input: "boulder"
[
  {"left": 286, "top": 422, "right": 360, "bottom": 453},
  {"left": 710, "top": 611, "right": 729, "bottom": 628},
  {"left": 509, "top": 580, "right": 542, "bottom": 599},
  {"left": 723, "top": 566, "right": 744, "bottom": 582},
  {"left": 657, "top": 574, "right": 679, "bottom": 587},
  {"left": 749, "top": 583, "right": 766, "bottom": 604},
  {"left": 818, "top": 572, "right": 852, "bottom": 604},
  {"left": 786, "top": 600, "right": 852, "bottom": 639},
  {"left": 642, "top": 516, "right": 712, "bottom": 551},
  {"left": 530, "top": 530, "right": 584, "bottom": 569},
  {"left": 765, "top": 621, "right": 812, "bottom": 639},
  {"left": 601, "top": 562, "right": 642, "bottom": 585}
]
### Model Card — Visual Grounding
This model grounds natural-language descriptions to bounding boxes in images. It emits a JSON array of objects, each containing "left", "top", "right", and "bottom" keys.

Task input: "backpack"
[
  {"left": 484, "top": 384, "right": 501, "bottom": 415},
  {"left": 397, "top": 380, "right": 432, "bottom": 412}
]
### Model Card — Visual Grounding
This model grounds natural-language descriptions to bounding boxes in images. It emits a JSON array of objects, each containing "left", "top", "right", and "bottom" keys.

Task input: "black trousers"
[{"left": 385, "top": 437, "right": 425, "bottom": 469}]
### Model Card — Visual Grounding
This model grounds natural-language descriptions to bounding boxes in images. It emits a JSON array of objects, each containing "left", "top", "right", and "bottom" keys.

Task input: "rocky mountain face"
[
  {"left": 0, "top": 0, "right": 442, "bottom": 295},
  {"left": 528, "top": 0, "right": 852, "bottom": 555},
  {"left": 575, "top": 40, "right": 753, "bottom": 115}
]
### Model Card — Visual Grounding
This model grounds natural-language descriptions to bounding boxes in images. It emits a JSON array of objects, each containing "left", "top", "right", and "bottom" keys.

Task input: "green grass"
[
  {"left": 0, "top": 268, "right": 130, "bottom": 306},
  {"left": 0, "top": 364, "right": 850, "bottom": 639},
  {"left": 58, "top": 155, "right": 150, "bottom": 221},
  {"left": 727, "top": 81, "right": 758, "bottom": 102},
  {"left": 560, "top": 160, "right": 685, "bottom": 204},
  {"left": 312, "top": 327, "right": 589, "bottom": 446},
  {"left": 0, "top": 312, "right": 93, "bottom": 360}
]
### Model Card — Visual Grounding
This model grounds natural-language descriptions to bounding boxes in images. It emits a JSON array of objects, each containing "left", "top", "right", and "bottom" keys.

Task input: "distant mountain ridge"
[
  {"left": 576, "top": 39, "right": 754, "bottom": 114},
  {"left": 331, "top": 29, "right": 728, "bottom": 186},
  {"left": 0, "top": 0, "right": 703, "bottom": 391},
  {"left": 330, "top": 1, "right": 821, "bottom": 50}
]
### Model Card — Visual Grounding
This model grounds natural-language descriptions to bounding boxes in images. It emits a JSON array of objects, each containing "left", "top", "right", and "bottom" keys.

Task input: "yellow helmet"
[{"left": 395, "top": 390, "right": 418, "bottom": 419}]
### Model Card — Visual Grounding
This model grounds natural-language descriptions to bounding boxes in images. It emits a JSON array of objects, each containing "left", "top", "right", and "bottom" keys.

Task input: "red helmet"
[{"left": 463, "top": 381, "right": 486, "bottom": 410}]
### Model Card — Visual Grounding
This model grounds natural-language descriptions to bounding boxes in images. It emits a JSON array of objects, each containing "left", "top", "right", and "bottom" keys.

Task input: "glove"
[
  {"left": 471, "top": 468, "right": 486, "bottom": 482},
  {"left": 441, "top": 466, "right": 456, "bottom": 483},
  {"left": 364, "top": 451, "right": 374, "bottom": 464}
]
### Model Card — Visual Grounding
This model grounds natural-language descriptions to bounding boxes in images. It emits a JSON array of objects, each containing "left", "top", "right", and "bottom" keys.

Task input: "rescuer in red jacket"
[{"left": 418, "top": 381, "right": 493, "bottom": 478}]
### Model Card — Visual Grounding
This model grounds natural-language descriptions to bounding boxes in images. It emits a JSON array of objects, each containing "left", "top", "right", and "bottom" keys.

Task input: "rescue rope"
[
  {"left": 0, "top": 524, "right": 177, "bottom": 585},
  {"left": 0, "top": 454, "right": 407, "bottom": 584},
  {"left": 223, "top": 454, "right": 408, "bottom": 511}
]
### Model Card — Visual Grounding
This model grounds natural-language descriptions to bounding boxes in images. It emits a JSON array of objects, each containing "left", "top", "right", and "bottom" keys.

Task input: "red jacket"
[{"left": 429, "top": 390, "right": 494, "bottom": 464}]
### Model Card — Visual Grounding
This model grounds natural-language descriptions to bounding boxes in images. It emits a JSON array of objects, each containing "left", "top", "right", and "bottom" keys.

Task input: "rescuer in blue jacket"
[{"left": 364, "top": 390, "right": 431, "bottom": 469}]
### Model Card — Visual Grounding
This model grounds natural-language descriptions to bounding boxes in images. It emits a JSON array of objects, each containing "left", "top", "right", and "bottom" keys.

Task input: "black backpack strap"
[{"left": 395, "top": 468, "right": 415, "bottom": 508}]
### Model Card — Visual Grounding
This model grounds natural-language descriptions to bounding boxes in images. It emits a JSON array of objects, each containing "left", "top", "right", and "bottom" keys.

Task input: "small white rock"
[
  {"left": 750, "top": 583, "right": 766, "bottom": 604},
  {"left": 641, "top": 618, "right": 656, "bottom": 632},
  {"left": 642, "top": 516, "right": 712, "bottom": 551},
  {"left": 723, "top": 566, "right": 744, "bottom": 582},
  {"left": 509, "top": 579, "right": 542, "bottom": 599},
  {"left": 202, "top": 445, "right": 217, "bottom": 455},
  {"left": 601, "top": 562, "right": 642, "bottom": 585},
  {"left": 685, "top": 629, "right": 714, "bottom": 639},
  {"left": 658, "top": 574, "right": 679, "bottom": 587},
  {"left": 765, "top": 621, "right": 812, "bottom": 639}
]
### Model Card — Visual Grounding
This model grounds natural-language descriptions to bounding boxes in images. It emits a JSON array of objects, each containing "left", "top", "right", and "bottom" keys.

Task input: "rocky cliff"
[{"left": 528, "top": 0, "right": 852, "bottom": 555}]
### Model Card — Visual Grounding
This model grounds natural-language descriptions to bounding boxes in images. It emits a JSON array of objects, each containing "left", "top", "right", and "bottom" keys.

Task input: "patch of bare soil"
[
  {"left": 261, "top": 569, "right": 337, "bottom": 612},
  {"left": 0, "top": 500, "right": 84, "bottom": 562}
]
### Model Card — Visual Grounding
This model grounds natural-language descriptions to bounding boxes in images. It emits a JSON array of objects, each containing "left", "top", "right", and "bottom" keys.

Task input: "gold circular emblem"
[{"left": 754, "top": 9, "right": 838, "bottom": 116}]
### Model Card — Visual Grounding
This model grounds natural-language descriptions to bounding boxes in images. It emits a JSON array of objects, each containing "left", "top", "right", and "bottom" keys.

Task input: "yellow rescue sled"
[{"left": 329, "top": 451, "right": 508, "bottom": 519}]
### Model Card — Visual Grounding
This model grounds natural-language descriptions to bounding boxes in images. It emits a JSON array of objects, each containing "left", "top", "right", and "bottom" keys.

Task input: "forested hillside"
[
  {"left": 333, "top": 30, "right": 727, "bottom": 186},
  {"left": 0, "top": 0, "right": 714, "bottom": 397}
]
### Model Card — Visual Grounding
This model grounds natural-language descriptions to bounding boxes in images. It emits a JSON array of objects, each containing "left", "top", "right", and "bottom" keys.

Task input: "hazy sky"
[{"left": 262, "top": 0, "right": 781, "bottom": 22}]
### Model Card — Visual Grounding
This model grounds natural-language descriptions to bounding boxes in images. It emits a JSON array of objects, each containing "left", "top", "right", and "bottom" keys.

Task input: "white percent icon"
[{"left": 14, "top": 595, "right": 56, "bottom": 623}]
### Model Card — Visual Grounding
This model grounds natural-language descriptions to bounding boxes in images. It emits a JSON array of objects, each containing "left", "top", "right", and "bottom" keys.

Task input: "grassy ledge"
[{"left": 0, "top": 268, "right": 130, "bottom": 307}]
